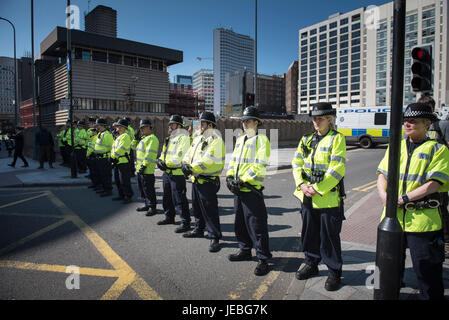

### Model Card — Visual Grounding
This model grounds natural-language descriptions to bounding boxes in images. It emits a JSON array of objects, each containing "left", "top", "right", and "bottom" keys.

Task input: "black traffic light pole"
[
  {"left": 373, "top": 0, "right": 405, "bottom": 300},
  {"left": 67, "top": 0, "right": 77, "bottom": 178}
]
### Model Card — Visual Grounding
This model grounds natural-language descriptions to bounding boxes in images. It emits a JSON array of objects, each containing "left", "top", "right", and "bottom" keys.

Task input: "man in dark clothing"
[
  {"left": 35, "top": 125, "right": 55, "bottom": 169},
  {"left": 8, "top": 126, "right": 29, "bottom": 168}
]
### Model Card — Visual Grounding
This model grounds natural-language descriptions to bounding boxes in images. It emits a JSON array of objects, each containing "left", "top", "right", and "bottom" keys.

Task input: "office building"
[
  {"left": 297, "top": 0, "right": 448, "bottom": 114},
  {"left": 193, "top": 69, "right": 214, "bottom": 113},
  {"left": 213, "top": 28, "right": 254, "bottom": 115},
  {"left": 285, "top": 61, "right": 298, "bottom": 115}
]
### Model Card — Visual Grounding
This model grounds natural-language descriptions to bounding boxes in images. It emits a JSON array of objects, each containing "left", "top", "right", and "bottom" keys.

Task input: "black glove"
[
  {"left": 157, "top": 159, "right": 168, "bottom": 171},
  {"left": 226, "top": 176, "right": 234, "bottom": 191},
  {"left": 182, "top": 163, "right": 193, "bottom": 178},
  {"left": 226, "top": 176, "right": 242, "bottom": 194},
  {"left": 138, "top": 165, "right": 146, "bottom": 175}
]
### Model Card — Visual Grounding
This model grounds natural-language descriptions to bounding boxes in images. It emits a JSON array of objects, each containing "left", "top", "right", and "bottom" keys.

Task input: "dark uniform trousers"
[
  {"left": 300, "top": 203, "right": 343, "bottom": 275},
  {"left": 74, "top": 148, "right": 87, "bottom": 172},
  {"left": 401, "top": 230, "right": 445, "bottom": 300},
  {"left": 87, "top": 156, "right": 98, "bottom": 185},
  {"left": 96, "top": 157, "right": 113, "bottom": 192},
  {"left": 162, "top": 172, "right": 190, "bottom": 226},
  {"left": 137, "top": 173, "right": 157, "bottom": 209},
  {"left": 114, "top": 163, "right": 133, "bottom": 199},
  {"left": 234, "top": 191, "right": 272, "bottom": 260},
  {"left": 192, "top": 180, "right": 222, "bottom": 239}
]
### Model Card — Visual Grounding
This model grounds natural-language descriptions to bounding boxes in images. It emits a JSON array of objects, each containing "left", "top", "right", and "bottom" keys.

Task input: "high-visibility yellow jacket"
[
  {"left": 183, "top": 129, "right": 225, "bottom": 184},
  {"left": 62, "top": 128, "right": 73, "bottom": 146},
  {"left": 136, "top": 134, "right": 159, "bottom": 174},
  {"left": 86, "top": 132, "right": 97, "bottom": 158},
  {"left": 93, "top": 130, "right": 114, "bottom": 158},
  {"left": 292, "top": 130, "right": 346, "bottom": 209},
  {"left": 56, "top": 130, "right": 65, "bottom": 147},
  {"left": 74, "top": 128, "right": 87, "bottom": 149},
  {"left": 158, "top": 130, "right": 191, "bottom": 176},
  {"left": 111, "top": 133, "right": 131, "bottom": 164},
  {"left": 377, "top": 138, "right": 449, "bottom": 232},
  {"left": 226, "top": 133, "right": 270, "bottom": 192}
]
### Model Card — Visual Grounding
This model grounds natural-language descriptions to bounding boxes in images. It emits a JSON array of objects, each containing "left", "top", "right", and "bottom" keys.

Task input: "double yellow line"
[{"left": 352, "top": 180, "right": 377, "bottom": 192}]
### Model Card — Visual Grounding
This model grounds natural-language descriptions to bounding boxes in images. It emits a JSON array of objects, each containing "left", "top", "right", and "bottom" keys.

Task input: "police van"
[{"left": 336, "top": 106, "right": 391, "bottom": 149}]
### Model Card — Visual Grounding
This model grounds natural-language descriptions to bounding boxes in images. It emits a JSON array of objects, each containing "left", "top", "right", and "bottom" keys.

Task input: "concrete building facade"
[
  {"left": 193, "top": 69, "right": 214, "bottom": 113},
  {"left": 297, "top": 0, "right": 448, "bottom": 114},
  {"left": 213, "top": 28, "right": 254, "bottom": 116}
]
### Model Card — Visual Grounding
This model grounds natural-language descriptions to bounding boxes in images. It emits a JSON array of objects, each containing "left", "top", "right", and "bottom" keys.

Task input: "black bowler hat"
[
  {"left": 199, "top": 111, "right": 216, "bottom": 126},
  {"left": 403, "top": 103, "right": 438, "bottom": 121},
  {"left": 310, "top": 102, "right": 336, "bottom": 117},
  {"left": 95, "top": 118, "right": 107, "bottom": 126},
  {"left": 241, "top": 106, "right": 262, "bottom": 124},
  {"left": 87, "top": 117, "right": 96, "bottom": 123},
  {"left": 77, "top": 120, "right": 85, "bottom": 126},
  {"left": 139, "top": 119, "right": 153, "bottom": 128},
  {"left": 168, "top": 115, "right": 184, "bottom": 126}
]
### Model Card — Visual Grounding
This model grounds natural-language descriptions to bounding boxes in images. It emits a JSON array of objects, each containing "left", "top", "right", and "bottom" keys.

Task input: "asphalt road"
[{"left": 0, "top": 146, "right": 386, "bottom": 300}]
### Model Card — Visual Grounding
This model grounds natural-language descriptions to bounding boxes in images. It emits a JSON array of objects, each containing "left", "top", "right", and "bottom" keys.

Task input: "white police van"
[{"left": 336, "top": 106, "right": 391, "bottom": 149}]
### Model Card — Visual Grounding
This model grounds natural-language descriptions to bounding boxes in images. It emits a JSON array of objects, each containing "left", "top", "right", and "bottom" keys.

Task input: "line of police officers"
[{"left": 56, "top": 101, "right": 449, "bottom": 298}]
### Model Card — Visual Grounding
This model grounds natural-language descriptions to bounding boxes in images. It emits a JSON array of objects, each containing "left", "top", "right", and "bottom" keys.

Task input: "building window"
[
  {"left": 139, "top": 58, "right": 151, "bottom": 69},
  {"left": 340, "top": 26, "right": 348, "bottom": 34},
  {"left": 340, "top": 17, "right": 348, "bottom": 25},
  {"left": 124, "top": 56, "right": 137, "bottom": 67},
  {"left": 330, "top": 21, "right": 337, "bottom": 29},
  {"left": 108, "top": 53, "right": 122, "bottom": 65},
  {"left": 92, "top": 50, "right": 107, "bottom": 63}
]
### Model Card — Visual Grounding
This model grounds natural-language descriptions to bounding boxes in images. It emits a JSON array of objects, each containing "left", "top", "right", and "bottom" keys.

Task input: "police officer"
[
  {"left": 135, "top": 119, "right": 159, "bottom": 216},
  {"left": 226, "top": 106, "right": 272, "bottom": 276},
  {"left": 182, "top": 111, "right": 225, "bottom": 252},
  {"left": 61, "top": 120, "right": 73, "bottom": 166},
  {"left": 157, "top": 115, "right": 191, "bottom": 232},
  {"left": 111, "top": 119, "right": 133, "bottom": 204},
  {"left": 74, "top": 120, "right": 88, "bottom": 173},
  {"left": 123, "top": 117, "right": 136, "bottom": 177},
  {"left": 377, "top": 102, "right": 449, "bottom": 300},
  {"left": 86, "top": 122, "right": 99, "bottom": 189},
  {"left": 292, "top": 102, "right": 346, "bottom": 291},
  {"left": 93, "top": 118, "right": 114, "bottom": 197}
]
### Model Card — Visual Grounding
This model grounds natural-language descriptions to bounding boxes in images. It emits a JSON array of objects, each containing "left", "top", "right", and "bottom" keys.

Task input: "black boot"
[
  {"left": 324, "top": 271, "right": 341, "bottom": 291},
  {"left": 228, "top": 250, "right": 252, "bottom": 261},
  {"left": 157, "top": 218, "right": 175, "bottom": 225},
  {"left": 136, "top": 206, "right": 149, "bottom": 212},
  {"left": 182, "top": 229, "right": 204, "bottom": 238},
  {"left": 175, "top": 224, "right": 191, "bottom": 233},
  {"left": 209, "top": 239, "right": 220, "bottom": 252},
  {"left": 295, "top": 264, "right": 319, "bottom": 280},
  {"left": 145, "top": 208, "right": 157, "bottom": 216},
  {"left": 254, "top": 259, "right": 269, "bottom": 276}
]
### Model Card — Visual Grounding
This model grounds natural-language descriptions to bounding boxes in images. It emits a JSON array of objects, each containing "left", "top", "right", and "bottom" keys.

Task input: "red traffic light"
[{"left": 411, "top": 47, "right": 428, "bottom": 60}]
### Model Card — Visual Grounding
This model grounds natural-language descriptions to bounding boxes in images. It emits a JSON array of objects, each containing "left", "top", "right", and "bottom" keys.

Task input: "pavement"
[{"left": 0, "top": 146, "right": 448, "bottom": 300}]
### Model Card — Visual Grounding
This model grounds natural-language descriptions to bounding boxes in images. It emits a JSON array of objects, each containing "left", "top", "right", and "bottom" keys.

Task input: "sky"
[{"left": 0, "top": 0, "right": 390, "bottom": 80}]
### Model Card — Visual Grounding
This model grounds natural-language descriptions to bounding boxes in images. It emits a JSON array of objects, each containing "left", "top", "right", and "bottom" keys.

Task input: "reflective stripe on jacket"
[
  {"left": 158, "top": 130, "right": 190, "bottom": 176},
  {"left": 136, "top": 134, "right": 159, "bottom": 174},
  {"left": 292, "top": 130, "right": 346, "bottom": 209},
  {"left": 183, "top": 129, "right": 225, "bottom": 184},
  {"left": 111, "top": 133, "right": 131, "bottom": 164},
  {"left": 377, "top": 138, "right": 449, "bottom": 232},
  {"left": 226, "top": 133, "right": 270, "bottom": 192},
  {"left": 94, "top": 130, "right": 114, "bottom": 157}
]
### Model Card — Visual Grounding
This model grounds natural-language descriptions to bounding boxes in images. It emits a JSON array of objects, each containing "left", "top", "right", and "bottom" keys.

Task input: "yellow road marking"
[
  {"left": 0, "top": 191, "right": 49, "bottom": 209},
  {"left": 0, "top": 218, "right": 69, "bottom": 256},
  {"left": 0, "top": 260, "right": 119, "bottom": 278},
  {"left": 46, "top": 191, "right": 162, "bottom": 300},
  {"left": 0, "top": 190, "right": 162, "bottom": 300},
  {"left": 252, "top": 270, "right": 280, "bottom": 300},
  {"left": 352, "top": 180, "right": 377, "bottom": 191}
]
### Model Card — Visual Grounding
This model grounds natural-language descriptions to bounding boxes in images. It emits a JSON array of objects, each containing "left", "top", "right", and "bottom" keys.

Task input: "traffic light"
[
  {"left": 245, "top": 93, "right": 255, "bottom": 107},
  {"left": 410, "top": 44, "right": 433, "bottom": 92}
]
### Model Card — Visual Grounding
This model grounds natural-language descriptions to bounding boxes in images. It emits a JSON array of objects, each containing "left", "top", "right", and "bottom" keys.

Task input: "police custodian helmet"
[
  {"left": 241, "top": 106, "right": 262, "bottom": 124},
  {"left": 310, "top": 102, "right": 336, "bottom": 117},
  {"left": 199, "top": 111, "right": 216, "bottom": 126},
  {"left": 139, "top": 119, "right": 153, "bottom": 128},
  {"left": 168, "top": 114, "right": 184, "bottom": 127}
]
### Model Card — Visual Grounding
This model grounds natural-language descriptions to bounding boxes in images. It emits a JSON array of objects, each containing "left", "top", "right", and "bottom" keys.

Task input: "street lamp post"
[{"left": 0, "top": 16, "right": 18, "bottom": 127}]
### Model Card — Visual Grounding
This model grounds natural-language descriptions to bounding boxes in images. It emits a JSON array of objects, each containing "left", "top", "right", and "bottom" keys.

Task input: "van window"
[{"left": 374, "top": 113, "right": 387, "bottom": 125}]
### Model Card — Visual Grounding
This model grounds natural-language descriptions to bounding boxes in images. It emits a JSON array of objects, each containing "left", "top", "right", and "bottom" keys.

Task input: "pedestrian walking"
[
  {"left": 8, "top": 126, "right": 29, "bottom": 168},
  {"left": 111, "top": 119, "right": 133, "bottom": 204},
  {"left": 135, "top": 119, "right": 159, "bottom": 216},
  {"left": 291, "top": 102, "right": 346, "bottom": 291},
  {"left": 226, "top": 106, "right": 272, "bottom": 276},
  {"left": 156, "top": 115, "right": 191, "bottom": 232},
  {"left": 377, "top": 102, "right": 449, "bottom": 300},
  {"left": 35, "top": 125, "right": 54, "bottom": 169},
  {"left": 182, "top": 111, "right": 225, "bottom": 253}
]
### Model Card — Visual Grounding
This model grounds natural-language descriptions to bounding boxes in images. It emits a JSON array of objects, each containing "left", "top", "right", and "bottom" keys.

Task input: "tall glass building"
[
  {"left": 213, "top": 28, "right": 254, "bottom": 115},
  {"left": 298, "top": 0, "right": 448, "bottom": 114}
]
